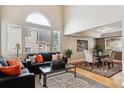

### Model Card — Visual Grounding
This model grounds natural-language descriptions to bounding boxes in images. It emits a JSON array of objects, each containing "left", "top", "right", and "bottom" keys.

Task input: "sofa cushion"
[
  {"left": 0, "top": 57, "right": 8, "bottom": 66},
  {"left": 40, "top": 53, "right": 51, "bottom": 61},
  {"left": 0, "top": 65, "right": 21, "bottom": 76},
  {"left": 27, "top": 52, "right": 61, "bottom": 62},
  {"left": 58, "top": 54, "right": 63, "bottom": 60},
  {"left": 7, "top": 58, "right": 24, "bottom": 69}
]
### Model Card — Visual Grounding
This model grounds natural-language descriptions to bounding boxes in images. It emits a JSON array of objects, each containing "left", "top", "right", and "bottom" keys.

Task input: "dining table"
[{"left": 94, "top": 54, "right": 109, "bottom": 67}]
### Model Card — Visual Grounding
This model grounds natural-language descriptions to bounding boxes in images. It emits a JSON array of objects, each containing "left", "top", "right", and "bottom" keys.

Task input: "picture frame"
[{"left": 77, "top": 40, "right": 88, "bottom": 52}]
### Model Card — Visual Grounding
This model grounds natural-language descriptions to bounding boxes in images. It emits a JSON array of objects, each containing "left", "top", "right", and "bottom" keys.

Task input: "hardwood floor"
[{"left": 72, "top": 67, "right": 122, "bottom": 88}]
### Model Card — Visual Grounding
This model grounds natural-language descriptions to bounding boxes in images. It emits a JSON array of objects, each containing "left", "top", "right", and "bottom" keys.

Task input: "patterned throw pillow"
[
  {"left": 0, "top": 65, "right": 21, "bottom": 76},
  {"left": 52, "top": 54, "right": 59, "bottom": 61},
  {"left": 58, "top": 54, "right": 63, "bottom": 60},
  {"left": 29, "top": 56, "right": 36, "bottom": 64}
]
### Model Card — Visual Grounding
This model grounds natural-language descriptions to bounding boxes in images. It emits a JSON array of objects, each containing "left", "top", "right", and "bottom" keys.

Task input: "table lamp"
[{"left": 15, "top": 43, "right": 20, "bottom": 57}]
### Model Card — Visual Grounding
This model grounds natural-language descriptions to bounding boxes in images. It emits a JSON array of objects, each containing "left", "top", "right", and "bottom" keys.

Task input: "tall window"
[
  {"left": 53, "top": 31, "right": 61, "bottom": 51},
  {"left": 7, "top": 24, "right": 22, "bottom": 55}
]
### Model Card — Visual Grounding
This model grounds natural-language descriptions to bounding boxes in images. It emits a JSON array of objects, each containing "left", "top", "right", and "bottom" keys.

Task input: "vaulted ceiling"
[{"left": 64, "top": 6, "right": 123, "bottom": 38}]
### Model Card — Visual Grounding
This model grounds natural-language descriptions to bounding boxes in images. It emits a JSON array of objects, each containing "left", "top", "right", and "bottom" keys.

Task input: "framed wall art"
[{"left": 77, "top": 40, "right": 88, "bottom": 52}]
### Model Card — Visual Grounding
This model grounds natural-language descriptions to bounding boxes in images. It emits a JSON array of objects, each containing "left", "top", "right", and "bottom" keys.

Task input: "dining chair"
[
  {"left": 83, "top": 50, "right": 98, "bottom": 69},
  {"left": 102, "top": 51, "right": 116, "bottom": 69}
]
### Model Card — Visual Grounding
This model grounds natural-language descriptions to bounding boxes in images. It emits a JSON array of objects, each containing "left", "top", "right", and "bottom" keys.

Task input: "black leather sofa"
[
  {"left": 0, "top": 68, "right": 35, "bottom": 88},
  {"left": 25, "top": 52, "right": 66, "bottom": 75}
]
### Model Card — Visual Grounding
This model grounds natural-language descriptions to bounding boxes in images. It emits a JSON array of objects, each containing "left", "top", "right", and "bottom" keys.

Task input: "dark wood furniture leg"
[
  {"left": 74, "top": 65, "right": 76, "bottom": 78},
  {"left": 96, "top": 63, "right": 99, "bottom": 68},
  {"left": 107, "top": 62, "right": 110, "bottom": 69},
  {"left": 39, "top": 73, "right": 41, "bottom": 79},
  {"left": 43, "top": 73, "right": 47, "bottom": 87},
  {"left": 91, "top": 63, "right": 93, "bottom": 70},
  {"left": 104, "top": 62, "right": 106, "bottom": 66}
]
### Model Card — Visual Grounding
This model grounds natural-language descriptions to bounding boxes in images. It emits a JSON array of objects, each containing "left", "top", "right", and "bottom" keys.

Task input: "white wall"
[
  {"left": 64, "top": 5, "right": 123, "bottom": 35},
  {"left": 61, "top": 36, "right": 95, "bottom": 59}
]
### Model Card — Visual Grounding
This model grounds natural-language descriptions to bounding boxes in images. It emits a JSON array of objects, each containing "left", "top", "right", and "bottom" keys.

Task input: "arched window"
[
  {"left": 26, "top": 13, "right": 51, "bottom": 26},
  {"left": 25, "top": 13, "right": 52, "bottom": 53}
]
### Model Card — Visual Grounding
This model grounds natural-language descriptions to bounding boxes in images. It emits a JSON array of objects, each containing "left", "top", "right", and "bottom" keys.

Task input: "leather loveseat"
[
  {"left": 0, "top": 57, "right": 35, "bottom": 88},
  {"left": 0, "top": 68, "right": 35, "bottom": 88}
]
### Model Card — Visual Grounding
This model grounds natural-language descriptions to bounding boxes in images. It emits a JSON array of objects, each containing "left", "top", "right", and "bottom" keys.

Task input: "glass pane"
[
  {"left": 25, "top": 27, "right": 39, "bottom": 53},
  {"left": 8, "top": 24, "right": 22, "bottom": 55},
  {"left": 25, "top": 47, "right": 31, "bottom": 53},
  {"left": 25, "top": 27, "right": 51, "bottom": 53},
  {"left": 53, "top": 31, "right": 60, "bottom": 52}
]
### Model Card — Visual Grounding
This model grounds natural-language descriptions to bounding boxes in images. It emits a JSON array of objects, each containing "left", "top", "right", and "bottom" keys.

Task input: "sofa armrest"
[
  {"left": 29, "top": 61, "right": 51, "bottom": 67},
  {"left": 0, "top": 73, "right": 35, "bottom": 88}
]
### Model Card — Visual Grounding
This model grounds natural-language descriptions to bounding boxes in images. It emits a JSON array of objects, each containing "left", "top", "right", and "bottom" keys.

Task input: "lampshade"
[{"left": 15, "top": 43, "right": 20, "bottom": 49}]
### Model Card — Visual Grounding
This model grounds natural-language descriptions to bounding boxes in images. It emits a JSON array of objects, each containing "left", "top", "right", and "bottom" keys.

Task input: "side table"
[{"left": 68, "top": 59, "right": 84, "bottom": 77}]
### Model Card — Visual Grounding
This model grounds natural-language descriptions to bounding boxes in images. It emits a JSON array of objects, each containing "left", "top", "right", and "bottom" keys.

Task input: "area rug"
[
  {"left": 81, "top": 63, "right": 122, "bottom": 78},
  {"left": 38, "top": 72, "right": 108, "bottom": 88}
]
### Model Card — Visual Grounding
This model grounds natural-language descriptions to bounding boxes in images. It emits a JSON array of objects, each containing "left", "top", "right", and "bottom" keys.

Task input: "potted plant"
[
  {"left": 65, "top": 49, "right": 73, "bottom": 58},
  {"left": 63, "top": 49, "right": 73, "bottom": 63},
  {"left": 95, "top": 45, "right": 104, "bottom": 55}
]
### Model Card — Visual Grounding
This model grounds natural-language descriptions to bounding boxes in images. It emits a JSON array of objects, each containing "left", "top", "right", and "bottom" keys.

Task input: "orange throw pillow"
[
  {"left": 16, "top": 58, "right": 24, "bottom": 68},
  {"left": 7, "top": 58, "right": 24, "bottom": 69},
  {"left": 35, "top": 54, "right": 44, "bottom": 63},
  {"left": 0, "top": 65, "right": 21, "bottom": 76}
]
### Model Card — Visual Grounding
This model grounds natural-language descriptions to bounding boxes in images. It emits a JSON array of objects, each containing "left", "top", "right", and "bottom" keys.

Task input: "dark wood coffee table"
[
  {"left": 39, "top": 63, "right": 77, "bottom": 87},
  {"left": 39, "top": 66, "right": 52, "bottom": 87}
]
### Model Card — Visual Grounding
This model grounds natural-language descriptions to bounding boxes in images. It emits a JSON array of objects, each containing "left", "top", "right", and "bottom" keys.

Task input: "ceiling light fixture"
[{"left": 100, "top": 29, "right": 106, "bottom": 32}]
